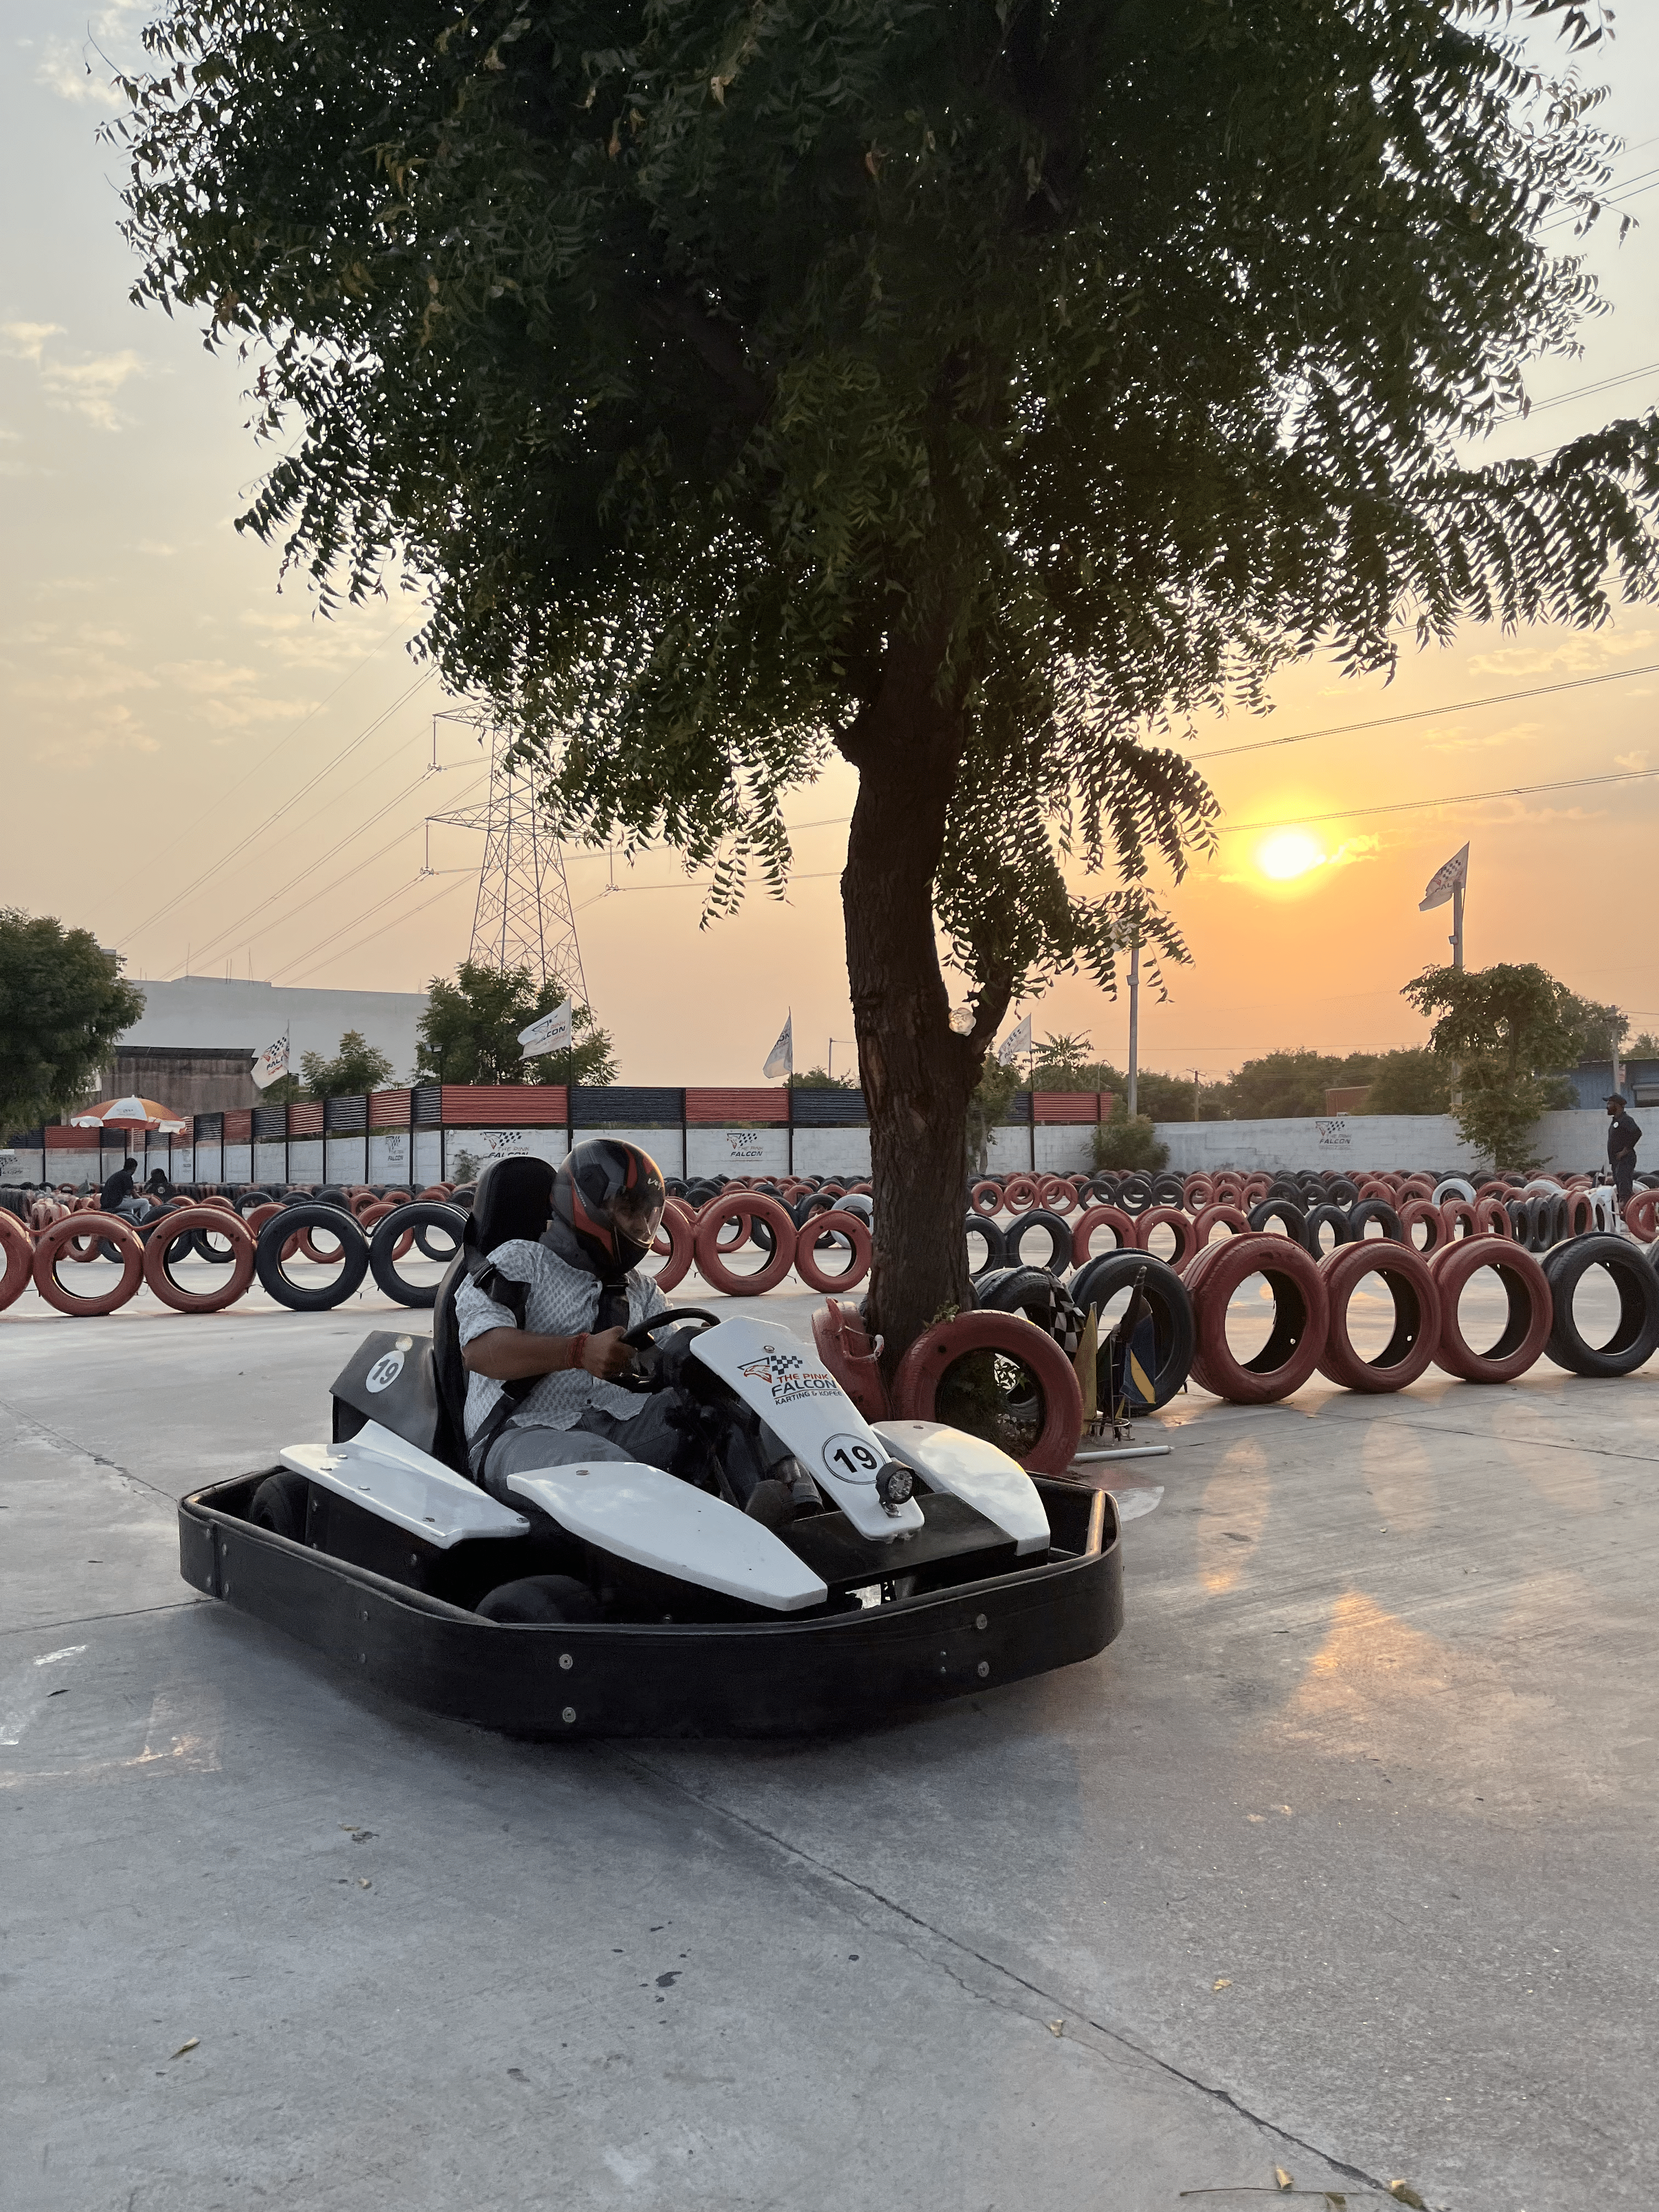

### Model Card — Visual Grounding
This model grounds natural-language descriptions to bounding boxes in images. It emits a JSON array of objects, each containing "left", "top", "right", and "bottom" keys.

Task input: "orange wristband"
[{"left": 568, "top": 1333, "right": 588, "bottom": 1374}]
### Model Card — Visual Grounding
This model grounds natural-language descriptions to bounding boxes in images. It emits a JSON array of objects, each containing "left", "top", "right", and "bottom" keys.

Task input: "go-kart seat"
[{"left": 430, "top": 1155, "right": 557, "bottom": 1477}]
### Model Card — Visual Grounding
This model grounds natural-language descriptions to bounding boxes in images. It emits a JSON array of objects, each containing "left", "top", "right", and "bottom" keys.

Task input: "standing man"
[{"left": 1605, "top": 1094, "right": 1643, "bottom": 1221}]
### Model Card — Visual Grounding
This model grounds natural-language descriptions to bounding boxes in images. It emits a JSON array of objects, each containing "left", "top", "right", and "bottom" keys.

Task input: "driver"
[{"left": 456, "top": 1141, "right": 780, "bottom": 1514}]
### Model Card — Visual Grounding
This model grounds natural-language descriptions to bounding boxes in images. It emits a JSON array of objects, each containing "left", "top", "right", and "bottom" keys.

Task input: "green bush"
[{"left": 1092, "top": 1113, "right": 1170, "bottom": 1172}]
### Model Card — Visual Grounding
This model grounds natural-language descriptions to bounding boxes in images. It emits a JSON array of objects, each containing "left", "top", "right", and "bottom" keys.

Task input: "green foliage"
[
  {"left": 0, "top": 910, "right": 146, "bottom": 1133},
  {"left": 789, "top": 1066, "right": 854, "bottom": 1090},
  {"left": 1092, "top": 1107, "right": 1169, "bottom": 1173},
  {"left": 1402, "top": 961, "right": 1615, "bottom": 1167},
  {"left": 1030, "top": 1034, "right": 1098, "bottom": 1089},
  {"left": 967, "top": 1056, "right": 1023, "bottom": 1174},
  {"left": 1221, "top": 1051, "right": 1356, "bottom": 1121},
  {"left": 1629, "top": 1031, "right": 1659, "bottom": 1057},
  {"left": 111, "top": 0, "right": 1659, "bottom": 1038},
  {"left": 1361, "top": 1048, "right": 1452, "bottom": 1116},
  {"left": 415, "top": 961, "right": 616, "bottom": 1086},
  {"left": 298, "top": 1029, "right": 396, "bottom": 1099}
]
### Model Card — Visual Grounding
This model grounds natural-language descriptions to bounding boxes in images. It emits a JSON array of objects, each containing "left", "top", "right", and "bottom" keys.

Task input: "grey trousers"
[{"left": 476, "top": 1391, "right": 780, "bottom": 1508}]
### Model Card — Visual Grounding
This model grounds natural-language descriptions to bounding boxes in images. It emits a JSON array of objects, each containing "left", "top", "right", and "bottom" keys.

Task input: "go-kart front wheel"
[
  {"left": 249, "top": 1472, "right": 310, "bottom": 1541},
  {"left": 476, "top": 1576, "right": 604, "bottom": 1625}
]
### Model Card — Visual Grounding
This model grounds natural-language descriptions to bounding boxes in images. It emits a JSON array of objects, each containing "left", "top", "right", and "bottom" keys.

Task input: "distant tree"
[
  {"left": 298, "top": 1030, "right": 396, "bottom": 1099},
  {"left": 789, "top": 1066, "right": 855, "bottom": 1091},
  {"left": 1361, "top": 1048, "right": 1452, "bottom": 1117},
  {"left": 415, "top": 962, "right": 616, "bottom": 1088},
  {"left": 1629, "top": 1031, "right": 1659, "bottom": 1059},
  {"left": 1030, "top": 1034, "right": 1096, "bottom": 1089},
  {"left": 0, "top": 910, "right": 145, "bottom": 1132},
  {"left": 1401, "top": 963, "right": 1619, "bottom": 1168},
  {"left": 117, "top": 0, "right": 1659, "bottom": 1363},
  {"left": 1092, "top": 1104, "right": 1170, "bottom": 1173},
  {"left": 967, "top": 1057, "right": 1023, "bottom": 1176},
  {"left": 1222, "top": 1051, "right": 1344, "bottom": 1122}
]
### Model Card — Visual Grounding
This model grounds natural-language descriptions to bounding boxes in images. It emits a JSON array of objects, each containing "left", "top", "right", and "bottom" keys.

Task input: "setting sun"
[{"left": 1256, "top": 828, "right": 1328, "bottom": 882}]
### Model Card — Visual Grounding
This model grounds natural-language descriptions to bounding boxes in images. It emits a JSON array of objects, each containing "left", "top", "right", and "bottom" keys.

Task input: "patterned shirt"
[{"left": 455, "top": 1235, "right": 667, "bottom": 1446}]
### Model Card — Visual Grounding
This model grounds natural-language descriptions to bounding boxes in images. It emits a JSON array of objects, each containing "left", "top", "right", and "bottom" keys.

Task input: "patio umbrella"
[{"left": 70, "top": 1096, "right": 189, "bottom": 1136}]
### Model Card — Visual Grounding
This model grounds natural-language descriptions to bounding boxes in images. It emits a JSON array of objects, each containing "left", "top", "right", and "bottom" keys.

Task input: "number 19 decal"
[{"left": 821, "top": 1433, "right": 882, "bottom": 1484}]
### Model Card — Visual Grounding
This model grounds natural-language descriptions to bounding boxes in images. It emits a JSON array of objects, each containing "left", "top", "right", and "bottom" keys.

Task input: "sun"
[{"left": 1256, "top": 828, "right": 1327, "bottom": 883}]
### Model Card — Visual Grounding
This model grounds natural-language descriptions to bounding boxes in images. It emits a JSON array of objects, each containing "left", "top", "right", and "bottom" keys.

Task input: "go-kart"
[{"left": 177, "top": 1176, "right": 1121, "bottom": 1737}]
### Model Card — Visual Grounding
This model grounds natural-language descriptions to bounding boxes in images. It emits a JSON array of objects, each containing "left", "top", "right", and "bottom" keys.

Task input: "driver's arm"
[{"left": 463, "top": 1325, "right": 632, "bottom": 1380}]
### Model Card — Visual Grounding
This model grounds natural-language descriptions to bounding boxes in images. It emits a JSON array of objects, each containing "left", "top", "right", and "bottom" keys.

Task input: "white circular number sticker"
[
  {"left": 365, "top": 1350, "right": 405, "bottom": 1395},
  {"left": 822, "top": 1433, "right": 882, "bottom": 1485}
]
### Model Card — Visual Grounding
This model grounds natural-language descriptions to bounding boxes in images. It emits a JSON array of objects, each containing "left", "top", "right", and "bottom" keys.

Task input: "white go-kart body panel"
[{"left": 281, "top": 1316, "right": 1050, "bottom": 1613}]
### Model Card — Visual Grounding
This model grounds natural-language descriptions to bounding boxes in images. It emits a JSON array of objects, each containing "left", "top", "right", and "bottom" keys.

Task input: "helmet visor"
[{"left": 612, "top": 1189, "right": 664, "bottom": 1254}]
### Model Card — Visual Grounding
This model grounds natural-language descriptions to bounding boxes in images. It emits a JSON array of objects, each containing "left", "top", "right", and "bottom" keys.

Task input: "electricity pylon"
[{"left": 426, "top": 715, "right": 589, "bottom": 1001}]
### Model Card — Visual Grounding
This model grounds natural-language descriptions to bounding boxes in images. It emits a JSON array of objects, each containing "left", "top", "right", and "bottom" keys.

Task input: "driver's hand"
[{"left": 579, "top": 1325, "right": 634, "bottom": 1379}]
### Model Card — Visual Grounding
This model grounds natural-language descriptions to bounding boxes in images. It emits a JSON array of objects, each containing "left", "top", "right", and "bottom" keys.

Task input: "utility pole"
[
  {"left": 1193, "top": 1068, "right": 1202, "bottom": 1121},
  {"left": 1126, "top": 935, "right": 1141, "bottom": 1120}
]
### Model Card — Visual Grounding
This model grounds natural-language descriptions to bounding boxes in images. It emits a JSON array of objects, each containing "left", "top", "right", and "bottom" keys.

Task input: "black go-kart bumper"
[{"left": 178, "top": 1474, "right": 1122, "bottom": 1739}]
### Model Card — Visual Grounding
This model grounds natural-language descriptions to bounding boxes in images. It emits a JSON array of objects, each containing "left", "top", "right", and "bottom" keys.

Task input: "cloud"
[
  {"left": 1468, "top": 630, "right": 1655, "bottom": 678},
  {"left": 136, "top": 539, "right": 175, "bottom": 557},
  {"left": 154, "top": 658, "right": 309, "bottom": 726},
  {"left": 35, "top": 41, "right": 122, "bottom": 105},
  {"left": 1424, "top": 718, "right": 1542, "bottom": 754},
  {"left": 1615, "top": 750, "right": 1650, "bottom": 771},
  {"left": 2, "top": 324, "right": 148, "bottom": 429},
  {"left": 1, "top": 323, "right": 66, "bottom": 365}
]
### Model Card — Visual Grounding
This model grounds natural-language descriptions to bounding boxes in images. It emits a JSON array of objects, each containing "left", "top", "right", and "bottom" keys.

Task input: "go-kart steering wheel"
[{"left": 610, "top": 1308, "right": 723, "bottom": 1392}]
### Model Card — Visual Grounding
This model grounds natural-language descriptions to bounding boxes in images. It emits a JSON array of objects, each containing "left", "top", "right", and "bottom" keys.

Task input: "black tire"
[
  {"left": 476, "top": 1575, "right": 603, "bottom": 1624},
  {"left": 1304, "top": 1203, "right": 1352, "bottom": 1257},
  {"left": 964, "top": 1214, "right": 1007, "bottom": 1275},
  {"left": 1541, "top": 1233, "right": 1659, "bottom": 1377},
  {"left": 236, "top": 1188, "right": 275, "bottom": 1216},
  {"left": 368, "top": 1202, "right": 466, "bottom": 1308},
  {"left": 190, "top": 1220, "right": 239, "bottom": 1264},
  {"left": 254, "top": 1203, "right": 370, "bottom": 1312},
  {"left": 1116, "top": 1174, "right": 1155, "bottom": 1216},
  {"left": 1327, "top": 1177, "right": 1361, "bottom": 1205},
  {"left": 1088, "top": 1173, "right": 1121, "bottom": 1203},
  {"left": 249, "top": 1472, "right": 310, "bottom": 1541},
  {"left": 1347, "top": 1198, "right": 1403, "bottom": 1244},
  {"left": 975, "top": 1266, "right": 1087, "bottom": 1358},
  {"left": 1064, "top": 1250, "right": 1195, "bottom": 1410},
  {"left": 1246, "top": 1196, "right": 1308, "bottom": 1249},
  {"left": 1001, "top": 1206, "right": 1073, "bottom": 1273},
  {"left": 1150, "top": 1174, "right": 1187, "bottom": 1208}
]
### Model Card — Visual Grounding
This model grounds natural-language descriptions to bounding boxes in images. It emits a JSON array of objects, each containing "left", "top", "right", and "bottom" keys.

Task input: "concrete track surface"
[{"left": 2, "top": 1266, "right": 1655, "bottom": 2212}]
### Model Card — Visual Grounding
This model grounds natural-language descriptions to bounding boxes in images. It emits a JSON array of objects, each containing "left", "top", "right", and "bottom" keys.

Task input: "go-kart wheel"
[
  {"left": 249, "top": 1472, "right": 310, "bottom": 1541},
  {"left": 476, "top": 1575, "right": 603, "bottom": 1624}
]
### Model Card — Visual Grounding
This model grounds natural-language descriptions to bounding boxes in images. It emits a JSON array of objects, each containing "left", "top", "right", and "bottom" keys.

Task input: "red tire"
[
  {"left": 1428, "top": 1238, "right": 1553, "bottom": 1383},
  {"left": 0, "top": 1211, "right": 34, "bottom": 1313},
  {"left": 793, "top": 1210, "right": 872, "bottom": 1294},
  {"left": 1625, "top": 1189, "right": 1659, "bottom": 1240},
  {"left": 1563, "top": 1190, "right": 1596, "bottom": 1238},
  {"left": 1188, "top": 1233, "right": 1329, "bottom": 1404},
  {"left": 1002, "top": 1175, "right": 1041, "bottom": 1214},
  {"left": 1182, "top": 1175, "right": 1215, "bottom": 1208},
  {"left": 1070, "top": 1204, "right": 1136, "bottom": 1266},
  {"left": 1473, "top": 1196, "right": 1514, "bottom": 1239},
  {"left": 891, "top": 1308, "right": 1082, "bottom": 1476},
  {"left": 692, "top": 1194, "right": 797, "bottom": 1295},
  {"left": 1314, "top": 1241, "right": 1442, "bottom": 1393},
  {"left": 1396, "top": 1198, "right": 1444, "bottom": 1254},
  {"left": 1039, "top": 1175, "right": 1080, "bottom": 1215},
  {"left": 1438, "top": 1198, "right": 1480, "bottom": 1243},
  {"left": 1133, "top": 1205, "right": 1195, "bottom": 1266},
  {"left": 142, "top": 1206, "right": 257, "bottom": 1314},
  {"left": 646, "top": 1203, "right": 695, "bottom": 1294},
  {"left": 1187, "top": 1203, "right": 1251, "bottom": 1257},
  {"left": 32, "top": 1213, "right": 144, "bottom": 1316},
  {"left": 969, "top": 1180, "right": 1003, "bottom": 1218},
  {"left": 811, "top": 1299, "right": 891, "bottom": 1423}
]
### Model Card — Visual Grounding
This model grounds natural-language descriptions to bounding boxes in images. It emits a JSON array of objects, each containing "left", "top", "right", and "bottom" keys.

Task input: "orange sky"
[{"left": 4, "top": 5, "right": 1657, "bottom": 1085}]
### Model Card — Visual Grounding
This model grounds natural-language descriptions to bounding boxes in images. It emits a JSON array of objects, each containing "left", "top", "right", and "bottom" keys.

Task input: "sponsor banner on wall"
[
  {"left": 685, "top": 1127, "right": 789, "bottom": 1179},
  {"left": 1315, "top": 1117, "right": 1353, "bottom": 1151}
]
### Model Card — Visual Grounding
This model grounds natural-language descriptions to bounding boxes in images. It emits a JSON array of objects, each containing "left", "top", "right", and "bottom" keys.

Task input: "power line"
[
  {"left": 279, "top": 873, "right": 475, "bottom": 988},
  {"left": 1190, "top": 659, "right": 1659, "bottom": 762},
  {"left": 1215, "top": 759, "right": 1659, "bottom": 834}
]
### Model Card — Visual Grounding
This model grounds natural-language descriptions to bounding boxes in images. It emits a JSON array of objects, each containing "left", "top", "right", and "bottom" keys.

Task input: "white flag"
[
  {"left": 997, "top": 1014, "right": 1032, "bottom": 1066},
  {"left": 519, "top": 998, "right": 574, "bottom": 1059},
  {"left": 251, "top": 1030, "right": 290, "bottom": 1090},
  {"left": 763, "top": 1012, "right": 793, "bottom": 1081},
  {"left": 1419, "top": 843, "right": 1469, "bottom": 912}
]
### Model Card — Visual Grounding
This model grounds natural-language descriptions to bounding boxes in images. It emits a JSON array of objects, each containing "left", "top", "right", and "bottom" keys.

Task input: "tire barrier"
[
  {"left": 0, "top": 1209, "right": 35, "bottom": 1314},
  {"left": 1066, "top": 1250, "right": 1195, "bottom": 1410},
  {"left": 1346, "top": 1198, "right": 1403, "bottom": 1244},
  {"left": 1427, "top": 1239, "right": 1553, "bottom": 1384},
  {"left": 1473, "top": 1195, "right": 1514, "bottom": 1239},
  {"left": 143, "top": 1205, "right": 257, "bottom": 1314},
  {"left": 1187, "top": 1203, "right": 1252, "bottom": 1256},
  {"left": 969, "top": 1180, "right": 1003, "bottom": 1218},
  {"left": 1245, "top": 1197, "right": 1308, "bottom": 1249},
  {"left": 1314, "top": 1242, "right": 1442, "bottom": 1394},
  {"left": 1001, "top": 1206, "right": 1074, "bottom": 1274},
  {"left": 891, "top": 1308, "right": 1084, "bottom": 1476},
  {"left": 1038, "top": 1175, "right": 1081, "bottom": 1214},
  {"left": 793, "top": 1209, "right": 873, "bottom": 1295},
  {"left": 1187, "top": 1233, "right": 1330, "bottom": 1404},
  {"left": 1302, "top": 1202, "right": 1352, "bottom": 1257},
  {"left": 1070, "top": 1204, "right": 1137, "bottom": 1265},
  {"left": 811, "top": 1298, "right": 891, "bottom": 1423},
  {"left": 1431, "top": 1177, "right": 1478, "bottom": 1206},
  {"left": 1438, "top": 1197, "right": 1480, "bottom": 1242},
  {"left": 974, "top": 1266, "right": 1088, "bottom": 1361},
  {"left": 1541, "top": 1234, "right": 1659, "bottom": 1378},
  {"left": 648, "top": 1203, "right": 696, "bottom": 1296},
  {"left": 1001, "top": 1175, "right": 1041, "bottom": 1214},
  {"left": 964, "top": 1214, "right": 1007, "bottom": 1276},
  {"left": 1132, "top": 1205, "right": 1197, "bottom": 1267},
  {"left": 255, "top": 1203, "right": 370, "bottom": 1313},
  {"left": 1624, "top": 1189, "right": 1659, "bottom": 1240},
  {"left": 1395, "top": 1198, "right": 1446, "bottom": 1254},
  {"left": 32, "top": 1213, "right": 145, "bottom": 1318},
  {"left": 368, "top": 1203, "right": 466, "bottom": 1309},
  {"left": 692, "top": 1194, "right": 798, "bottom": 1297}
]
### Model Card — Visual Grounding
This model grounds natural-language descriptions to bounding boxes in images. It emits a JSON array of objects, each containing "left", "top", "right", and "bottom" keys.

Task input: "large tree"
[
  {"left": 415, "top": 960, "right": 617, "bottom": 1085},
  {"left": 116, "top": 0, "right": 1659, "bottom": 1358},
  {"left": 0, "top": 910, "right": 146, "bottom": 1134}
]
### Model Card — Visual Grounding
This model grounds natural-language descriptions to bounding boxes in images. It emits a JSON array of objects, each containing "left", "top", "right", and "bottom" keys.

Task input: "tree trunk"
[{"left": 837, "top": 637, "right": 1005, "bottom": 1374}]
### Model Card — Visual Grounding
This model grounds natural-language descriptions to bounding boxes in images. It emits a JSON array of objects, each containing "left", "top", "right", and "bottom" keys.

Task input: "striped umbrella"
[{"left": 69, "top": 1096, "right": 189, "bottom": 1136}]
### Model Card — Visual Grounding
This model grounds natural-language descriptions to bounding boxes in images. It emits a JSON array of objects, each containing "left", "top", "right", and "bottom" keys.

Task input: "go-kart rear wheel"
[
  {"left": 249, "top": 1472, "right": 310, "bottom": 1541},
  {"left": 476, "top": 1575, "right": 603, "bottom": 1625}
]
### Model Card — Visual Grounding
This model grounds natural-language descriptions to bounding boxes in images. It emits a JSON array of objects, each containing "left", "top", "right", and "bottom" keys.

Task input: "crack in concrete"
[
  {"left": 614, "top": 1750, "right": 1407, "bottom": 2205},
  {"left": 0, "top": 1599, "right": 205, "bottom": 1643},
  {"left": 0, "top": 1398, "right": 176, "bottom": 1505}
]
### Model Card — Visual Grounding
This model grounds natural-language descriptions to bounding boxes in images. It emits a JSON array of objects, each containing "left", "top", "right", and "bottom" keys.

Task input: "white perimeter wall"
[{"left": 1154, "top": 1107, "right": 1619, "bottom": 1175}]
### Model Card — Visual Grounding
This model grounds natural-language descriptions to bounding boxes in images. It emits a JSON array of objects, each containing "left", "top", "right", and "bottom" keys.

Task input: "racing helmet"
[{"left": 553, "top": 1138, "right": 665, "bottom": 1276}]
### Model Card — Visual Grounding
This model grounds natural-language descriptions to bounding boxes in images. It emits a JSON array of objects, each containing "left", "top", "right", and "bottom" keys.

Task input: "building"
[{"left": 110, "top": 977, "right": 430, "bottom": 1113}]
